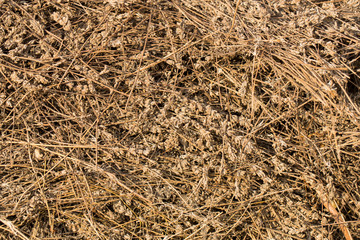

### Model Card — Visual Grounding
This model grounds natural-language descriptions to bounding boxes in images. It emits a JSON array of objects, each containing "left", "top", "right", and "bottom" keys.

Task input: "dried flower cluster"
[{"left": 0, "top": 0, "right": 359, "bottom": 239}]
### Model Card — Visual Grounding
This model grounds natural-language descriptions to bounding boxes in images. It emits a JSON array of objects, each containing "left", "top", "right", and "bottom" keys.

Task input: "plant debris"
[{"left": 1, "top": 0, "right": 360, "bottom": 239}]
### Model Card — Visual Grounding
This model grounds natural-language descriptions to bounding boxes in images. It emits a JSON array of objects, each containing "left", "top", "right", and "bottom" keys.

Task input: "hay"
[{"left": 0, "top": 0, "right": 359, "bottom": 239}]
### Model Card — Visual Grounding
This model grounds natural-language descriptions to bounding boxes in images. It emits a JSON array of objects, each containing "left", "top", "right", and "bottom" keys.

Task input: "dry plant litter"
[{"left": 0, "top": 0, "right": 360, "bottom": 239}]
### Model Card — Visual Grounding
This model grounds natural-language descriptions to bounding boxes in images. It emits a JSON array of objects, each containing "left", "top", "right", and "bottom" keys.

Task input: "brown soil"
[{"left": 0, "top": 0, "right": 360, "bottom": 239}]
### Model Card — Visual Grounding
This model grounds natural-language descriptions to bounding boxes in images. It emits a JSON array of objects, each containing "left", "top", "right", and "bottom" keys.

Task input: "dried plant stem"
[
  {"left": 0, "top": 218, "right": 30, "bottom": 240},
  {"left": 315, "top": 187, "right": 353, "bottom": 240}
]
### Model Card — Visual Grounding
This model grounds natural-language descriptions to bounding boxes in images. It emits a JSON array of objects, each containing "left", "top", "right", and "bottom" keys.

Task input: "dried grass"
[{"left": 1, "top": 0, "right": 360, "bottom": 239}]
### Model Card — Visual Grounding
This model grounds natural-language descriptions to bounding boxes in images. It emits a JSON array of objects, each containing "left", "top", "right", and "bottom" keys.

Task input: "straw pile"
[{"left": 0, "top": 0, "right": 359, "bottom": 239}]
